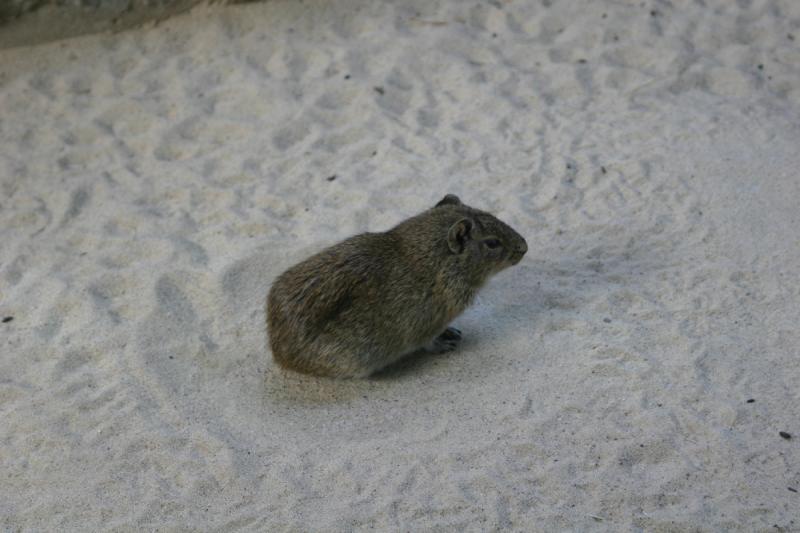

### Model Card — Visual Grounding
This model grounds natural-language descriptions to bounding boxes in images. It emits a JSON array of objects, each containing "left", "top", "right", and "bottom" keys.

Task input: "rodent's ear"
[
  {"left": 436, "top": 194, "right": 462, "bottom": 208},
  {"left": 447, "top": 218, "right": 473, "bottom": 253}
]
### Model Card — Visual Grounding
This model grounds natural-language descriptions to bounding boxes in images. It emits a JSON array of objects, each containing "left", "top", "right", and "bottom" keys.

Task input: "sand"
[{"left": 1, "top": 0, "right": 799, "bottom": 530}]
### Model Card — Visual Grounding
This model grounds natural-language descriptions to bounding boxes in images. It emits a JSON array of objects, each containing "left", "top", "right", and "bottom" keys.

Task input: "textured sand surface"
[{"left": 1, "top": 0, "right": 800, "bottom": 530}]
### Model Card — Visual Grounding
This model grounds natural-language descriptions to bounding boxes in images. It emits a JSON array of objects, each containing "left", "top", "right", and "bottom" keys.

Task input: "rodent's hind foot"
[{"left": 427, "top": 327, "right": 462, "bottom": 353}]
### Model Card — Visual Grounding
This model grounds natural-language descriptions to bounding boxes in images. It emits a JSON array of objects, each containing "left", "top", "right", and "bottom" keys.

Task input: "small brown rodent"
[{"left": 266, "top": 194, "right": 527, "bottom": 378}]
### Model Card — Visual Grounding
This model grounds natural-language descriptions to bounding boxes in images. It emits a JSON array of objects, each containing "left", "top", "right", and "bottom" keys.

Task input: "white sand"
[{"left": 1, "top": 0, "right": 799, "bottom": 530}]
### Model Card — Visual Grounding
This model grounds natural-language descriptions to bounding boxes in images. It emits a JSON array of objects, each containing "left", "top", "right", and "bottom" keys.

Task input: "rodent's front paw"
[
  {"left": 440, "top": 327, "right": 462, "bottom": 341},
  {"left": 428, "top": 327, "right": 462, "bottom": 353}
]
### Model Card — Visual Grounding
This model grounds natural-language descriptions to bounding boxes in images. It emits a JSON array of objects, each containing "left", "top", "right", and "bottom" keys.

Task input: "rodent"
[{"left": 266, "top": 194, "right": 527, "bottom": 378}]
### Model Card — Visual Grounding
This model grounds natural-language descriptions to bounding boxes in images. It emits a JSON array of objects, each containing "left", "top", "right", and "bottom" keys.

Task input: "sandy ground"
[{"left": 1, "top": 0, "right": 799, "bottom": 530}]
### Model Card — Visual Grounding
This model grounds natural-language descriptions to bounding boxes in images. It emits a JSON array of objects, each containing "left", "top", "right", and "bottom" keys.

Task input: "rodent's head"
[{"left": 435, "top": 194, "right": 527, "bottom": 281}]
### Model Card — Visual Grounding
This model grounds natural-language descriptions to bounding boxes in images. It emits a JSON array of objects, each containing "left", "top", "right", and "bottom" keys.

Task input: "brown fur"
[{"left": 266, "top": 194, "right": 527, "bottom": 378}]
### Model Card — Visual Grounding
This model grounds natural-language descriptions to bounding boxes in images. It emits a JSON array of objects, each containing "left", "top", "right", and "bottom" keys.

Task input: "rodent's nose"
[{"left": 510, "top": 239, "right": 527, "bottom": 264}]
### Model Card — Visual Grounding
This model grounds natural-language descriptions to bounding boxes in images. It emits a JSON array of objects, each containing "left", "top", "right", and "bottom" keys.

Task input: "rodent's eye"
[{"left": 484, "top": 238, "right": 502, "bottom": 249}]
